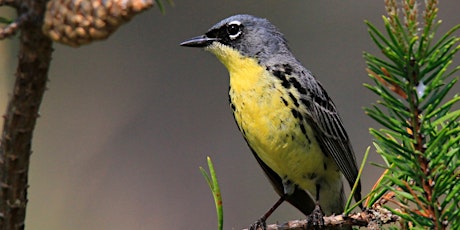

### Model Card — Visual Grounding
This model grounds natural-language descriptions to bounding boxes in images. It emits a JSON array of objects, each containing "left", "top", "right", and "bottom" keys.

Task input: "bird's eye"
[
  {"left": 227, "top": 24, "right": 240, "bottom": 36},
  {"left": 227, "top": 21, "right": 242, "bottom": 40}
]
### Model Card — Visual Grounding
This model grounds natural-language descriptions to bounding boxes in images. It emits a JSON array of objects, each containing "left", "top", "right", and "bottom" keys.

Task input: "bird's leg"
[
  {"left": 306, "top": 184, "right": 325, "bottom": 229},
  {"left": 249, "top": 195, "right": 285, "bottom": 230}
]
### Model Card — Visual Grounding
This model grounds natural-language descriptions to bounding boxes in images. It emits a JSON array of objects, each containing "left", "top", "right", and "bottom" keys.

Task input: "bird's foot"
[
  {"left": 249, "top": 218, "right": 267, "bottom": 230},
  {"left": 307, "top": 203, "right": 325, "bottom": 229}
]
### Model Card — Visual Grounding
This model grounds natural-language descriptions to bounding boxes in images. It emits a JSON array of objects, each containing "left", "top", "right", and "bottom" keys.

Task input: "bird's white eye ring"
[{"left": 227, "top": 20, "right": 242, "bottom": 40}]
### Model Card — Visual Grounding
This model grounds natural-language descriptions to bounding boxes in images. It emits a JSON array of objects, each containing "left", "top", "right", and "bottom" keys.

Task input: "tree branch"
[
  {"left": 0, "top": 0, "right": 160, "bottom": 229},
  {"left": 241, "top": 208, "right": 400, "bottom": 230},
  {"left": 0, "top": 12, "right": 30, "bottom": 40},
  {"left": 0, "top": 0, "right": 52, "bottom": 229}
]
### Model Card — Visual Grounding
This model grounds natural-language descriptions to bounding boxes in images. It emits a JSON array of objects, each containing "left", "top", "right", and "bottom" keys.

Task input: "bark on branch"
[
  {"left": 242, "top": 208, "right": 400, "bottom": 230},
  {"left": 0, "top": 0, "right": 52, "bottom": 229}
]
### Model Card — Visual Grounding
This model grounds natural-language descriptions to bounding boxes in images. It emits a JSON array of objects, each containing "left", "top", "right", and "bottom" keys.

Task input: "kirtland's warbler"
[{"left": 181, "top": 14, "right": 361, "bottom": 228}]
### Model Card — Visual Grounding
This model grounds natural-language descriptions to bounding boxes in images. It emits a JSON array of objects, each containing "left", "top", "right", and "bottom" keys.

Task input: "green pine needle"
[
  {"left": 154, "top": 0, "right": 174, "bottom": 14},
  {"left": 344, "top": 146, "right": 369, "bottom": 214},
  {"left": 364, "top": 1, "right": 460, "bottom": 228},
  {"left": 199, "top": 157, "right": 223, "bottom": 230}
]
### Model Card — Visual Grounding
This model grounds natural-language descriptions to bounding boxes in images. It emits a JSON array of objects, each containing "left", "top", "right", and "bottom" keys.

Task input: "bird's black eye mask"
[{"left": 206, "top": 21, "right": 244, "bottom": 46}]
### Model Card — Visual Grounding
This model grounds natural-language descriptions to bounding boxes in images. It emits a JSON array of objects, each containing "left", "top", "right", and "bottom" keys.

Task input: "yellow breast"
[{"left": 206, "top": 42, "right": 340, "bottom": 200}]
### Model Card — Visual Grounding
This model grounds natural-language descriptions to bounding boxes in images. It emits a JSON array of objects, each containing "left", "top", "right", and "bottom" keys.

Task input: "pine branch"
[{"left": 364, "top": 0, "right": 460, "bottom": 229}]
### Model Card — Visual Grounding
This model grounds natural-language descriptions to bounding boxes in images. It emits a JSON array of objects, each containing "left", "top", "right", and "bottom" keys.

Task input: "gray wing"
[{"left": 297, "top": 69, "right": 361, "bottom": 202}]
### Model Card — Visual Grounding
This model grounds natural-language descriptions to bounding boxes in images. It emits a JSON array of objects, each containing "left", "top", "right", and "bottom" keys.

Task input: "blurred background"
[{"left": 1, "top": 1, "right": 459, "bottom": 229}]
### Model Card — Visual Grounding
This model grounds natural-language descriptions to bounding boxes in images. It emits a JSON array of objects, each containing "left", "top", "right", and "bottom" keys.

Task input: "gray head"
[{"left": 181, "top": 14, "right": 292, "bottom": 62}]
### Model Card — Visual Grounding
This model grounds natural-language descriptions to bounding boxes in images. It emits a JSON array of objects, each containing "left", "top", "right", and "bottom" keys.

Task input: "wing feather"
[{"left": 295, "top": 70, "right": 362, "bottom": 202}]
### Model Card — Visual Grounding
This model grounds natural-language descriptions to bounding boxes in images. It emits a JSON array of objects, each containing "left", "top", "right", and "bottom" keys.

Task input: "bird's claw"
[
  {"left": 249, "top": 218, "right": 267, "bottom": 230},
  {"left": 307, "top": 203, "right": 325, "bottom": 229}
]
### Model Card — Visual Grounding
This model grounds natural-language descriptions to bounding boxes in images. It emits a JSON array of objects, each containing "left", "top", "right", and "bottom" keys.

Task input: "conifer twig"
[
  {"left": 0, "top": 11, "right": 30, "bottom": 39},
  {"left": 364, "top": 0, "right": 460, "bottom": 228}
]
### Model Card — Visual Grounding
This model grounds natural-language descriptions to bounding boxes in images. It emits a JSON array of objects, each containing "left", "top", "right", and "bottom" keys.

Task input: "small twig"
[
  {"left": 0, "top": 12, "right": 30, "bottom": 39},
  {"left": 241, "top": 209, "right": 400, "bottom": 230}
]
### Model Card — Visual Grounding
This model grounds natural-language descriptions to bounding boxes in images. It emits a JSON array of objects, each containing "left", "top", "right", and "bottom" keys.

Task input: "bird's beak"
[{"left": 180, "top": 35, "right": 218, "bottom": 48}]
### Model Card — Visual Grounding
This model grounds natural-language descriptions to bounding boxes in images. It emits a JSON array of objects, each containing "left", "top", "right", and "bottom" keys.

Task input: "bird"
[{"left": 180, "top": 14, "right": 361, "bottom": 229}]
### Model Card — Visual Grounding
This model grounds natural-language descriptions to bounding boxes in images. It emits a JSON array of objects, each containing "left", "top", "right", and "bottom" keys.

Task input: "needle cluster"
[{"left": 363, "top": 1, "right": 460, "bottom": 229}]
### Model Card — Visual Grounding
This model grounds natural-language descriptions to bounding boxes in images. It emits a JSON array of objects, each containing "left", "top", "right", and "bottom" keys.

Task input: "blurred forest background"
[{"left": 0, "top": 1, "right": 459, "bottom": 229}]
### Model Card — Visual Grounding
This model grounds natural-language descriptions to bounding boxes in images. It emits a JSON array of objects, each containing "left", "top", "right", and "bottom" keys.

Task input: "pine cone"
[{"left": 42, "top": 0, "right": 153, "bottom": 47}]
